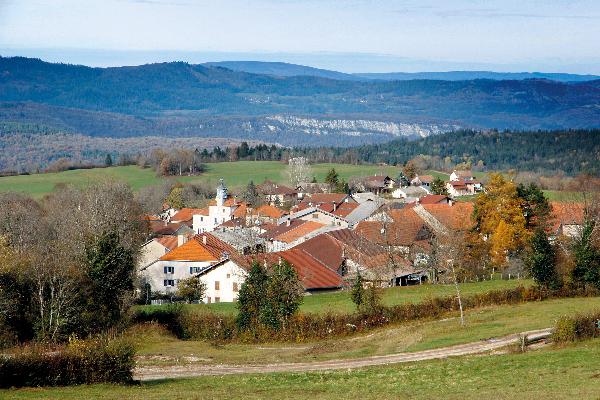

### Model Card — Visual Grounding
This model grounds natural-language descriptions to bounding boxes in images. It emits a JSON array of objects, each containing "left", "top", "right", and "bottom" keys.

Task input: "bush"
[
  {"left": 553, "top": 311, "right": 600, "bottom": 343},
  {"left": 0, "top": 336, "right": 135, "bottom": 388}
]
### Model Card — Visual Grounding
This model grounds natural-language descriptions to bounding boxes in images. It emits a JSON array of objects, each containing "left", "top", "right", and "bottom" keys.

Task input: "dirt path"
[{"left": 135, "top": 327, "right": 553, "bottom": 381}]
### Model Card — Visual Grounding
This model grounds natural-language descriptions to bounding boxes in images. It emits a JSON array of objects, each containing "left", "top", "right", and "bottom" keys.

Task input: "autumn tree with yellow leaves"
[{"left": 474, "top": 173, "right": 530, "bottom": 266}]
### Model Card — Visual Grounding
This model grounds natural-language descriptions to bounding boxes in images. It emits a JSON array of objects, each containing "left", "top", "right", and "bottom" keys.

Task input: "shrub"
[
  {"left": 553, "top": 311, "right": 600, "bottom": 343},
  {"left": 0, "top": 336, "right": 135, "bottom": 388}
]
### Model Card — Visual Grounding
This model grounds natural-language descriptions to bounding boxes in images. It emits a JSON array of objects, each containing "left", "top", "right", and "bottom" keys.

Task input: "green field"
[
  {"left": 143, "top": 278, "right": 530, "bottom": 316},
  {"left": 4, "top": 337, "right": 600, "bottom": 399},
  {"left": 0, "top": 162, "right": 402, "bottom": 198}
]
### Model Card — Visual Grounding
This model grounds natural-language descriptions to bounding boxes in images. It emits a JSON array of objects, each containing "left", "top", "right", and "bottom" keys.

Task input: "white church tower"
[{"left": 193, "top": 178, "right": 236, "bottom": 233}]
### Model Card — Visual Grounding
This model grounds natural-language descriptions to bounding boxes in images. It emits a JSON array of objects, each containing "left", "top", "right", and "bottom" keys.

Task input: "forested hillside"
[
  {"left": 1, "top": 56, "right": 599, "bottom": 148},
  {"left": 323, "top": 129, "right": 600, "bottom": 175}
]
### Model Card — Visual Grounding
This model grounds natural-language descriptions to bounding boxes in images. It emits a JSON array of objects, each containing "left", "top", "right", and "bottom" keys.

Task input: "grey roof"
[
  {"left": 210, "top": 228, "right": 265, "bottom": 251},
  {"left": 345, "top": 201, "right": 380, "bottom": 226},
  {"left": 396, "top": 186, "right": 429, "bottom": 196}
]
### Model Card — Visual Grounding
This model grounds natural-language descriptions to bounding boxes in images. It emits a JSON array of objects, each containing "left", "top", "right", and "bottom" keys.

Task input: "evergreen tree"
[
  {"left": 242, "top": 180, "right": 260, "bottom": 206},
  {"left": 261, "top": 261, "right": 303, "bottom": 330},
  {"left": 517, "top": 183, "right": 552, "bottom": 229},
  {"left": 572, "top": 220, "right": 600, "bottom": 289},
  {"left": 85, "top": 231, "right": 135, "bottom": 330},
  {"left": 236, "top": 262, "right": 269, "bottom": 332},
  {"left": 350, "top": 273, "right": 365, "bottom": 311},
  {"left": 430, "top": 177, "right": 448, "bottom": 195},
  {"left": 525, "top": 228, "right": 560, "bottom": 289},
  {"left": 311, "top": 176, "right": 317, "bottom": 183},
  {"left": 325, "top": 168, "right": 340, "bottom": 189},
  {"left": 396, "top": 171, "right": 410, "bottom": 187},
  {"left": 105, "top": 153, "right": 113, "bottom": 167}
]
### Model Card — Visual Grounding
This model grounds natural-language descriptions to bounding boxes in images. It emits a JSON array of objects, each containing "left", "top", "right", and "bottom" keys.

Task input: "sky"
[{"left": 0, "top": 0, "right": 599, "bottom": 73}]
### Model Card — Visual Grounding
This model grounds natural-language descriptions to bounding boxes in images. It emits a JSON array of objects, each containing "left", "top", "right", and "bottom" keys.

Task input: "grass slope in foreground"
[
  {"left": 5, "top": 339, "right": 600, "bottom": 399},
  {"left": 0, "top": 162, "right": 401, "bottom": 198}
]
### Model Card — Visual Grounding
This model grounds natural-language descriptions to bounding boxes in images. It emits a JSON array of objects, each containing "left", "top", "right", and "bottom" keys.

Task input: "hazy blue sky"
[{"left": 1, "top": 0, "right": 599, "bottom": 73}]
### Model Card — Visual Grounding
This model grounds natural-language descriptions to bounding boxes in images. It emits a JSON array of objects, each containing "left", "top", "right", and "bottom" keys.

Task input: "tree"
[
  {"left": 236, "top": 262, "right": 269, "bottom": 332},
  {"left": 177, "top": 277, "right": 207, "bottom": 303},
  {"left": 517, "top": 183, "right": 551, "bottom": 229},
  {"left": 261, "top": 261, "right": 303, "bottom": 330},
  {"left": 165, "top": 185, "right": 185, "bottom": 209},
  {"left": 403, "top": 160, "right": 420, "bottom": 180},
  {"left": 396, "top": 171, "right": 410, "bottom": 187},
  {"left": 104, "top": 154, "right": 113, "bottom": 167},
  {"left": 430, "top": 177, "right": 448, "bottom": 196},
  {"left": 287, "top": 157, "right": 312, "bottom": 188},
  {"left": 572, "top": 220, "right": 600, "bottom": 289},
  {"left": 526, "top": 229, "right": 561, "bottom": 289},
  {"left": 85, "top": 231, "right": 136, "bottom": 331},
  {"left": 350, "top": 273, "right": 365, "bottom": 311},
  {"left": 474, "top": 174, "right": 529, "bottom": 266},
  {"left": 325, "top": 168, "right": 340, "bottom": 190},
  {"left": 242, "top": 181, "right": 260, "bottom": 206}
]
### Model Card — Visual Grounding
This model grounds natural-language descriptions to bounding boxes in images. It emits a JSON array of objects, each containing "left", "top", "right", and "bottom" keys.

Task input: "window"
[
  {"left": 215, "top": 297, "right": 220, "bottom": 303},
  {"left": 164, "top": 266, "right": 174, "bottom": 274},
  {"left": 207, "top": 297, "right": 211, "bottom": 304},
  {"left": 200, "top": 216, "right": 204, "bottom": 221},
  {"left": 215, "top": 281, "right": 220, "bottom": 290},
  {"left": 163, "top": 279, "right": 175, "bottom": 287},
  {"left": 233, "top": 282, "right": 238, "bottom": 292},
  {"left": 226, "top": 273, "right": 231, "bottom": 279},
  {"left": 189, "top": 267, "right": 202, "bottom": 274},
  {"left": 312, "top": 214, "right": 318, "bottom": 219},
  {"left": 214, "top": 218, "right": 218, "bottom": 224}
]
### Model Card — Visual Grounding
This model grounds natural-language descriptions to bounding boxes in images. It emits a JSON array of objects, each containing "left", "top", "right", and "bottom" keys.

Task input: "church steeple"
[{"left": 216, "top": 178, "right": 228, "bottom": 206}]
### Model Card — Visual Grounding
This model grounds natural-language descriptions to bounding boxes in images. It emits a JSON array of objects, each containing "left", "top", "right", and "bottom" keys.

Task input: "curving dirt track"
[{"left": 135, "top": 327, "right": 553, "bottom": 381}]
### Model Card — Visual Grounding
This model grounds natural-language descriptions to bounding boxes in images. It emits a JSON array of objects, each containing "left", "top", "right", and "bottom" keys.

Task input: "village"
[{"left": 139, "top": 163, "right": 582, "bottom": 305}]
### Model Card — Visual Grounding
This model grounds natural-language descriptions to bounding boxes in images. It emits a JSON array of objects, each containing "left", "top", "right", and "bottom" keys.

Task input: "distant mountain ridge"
[
  {"left": 0, "top": 56, "right": 599, "bottom": 149},
  {"left": 203, "top": 60, "right": 600, "bottom": 82}
]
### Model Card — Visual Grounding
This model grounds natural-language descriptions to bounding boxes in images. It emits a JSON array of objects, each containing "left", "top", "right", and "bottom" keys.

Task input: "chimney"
[
  {"left": 333, "top": 202, "right": 337, "bottom": 211},
  {"left": 177, "top": 234, "right": 186, "bottom": 247},
  {"left": 286, "top": 218, "right": 291, "bottom": 227},
  {"left": 449, "top": 199, "right": 454, "bottom": 207},
  {"left": 202, "top": 235, "right": 207, "bottom": 245}
]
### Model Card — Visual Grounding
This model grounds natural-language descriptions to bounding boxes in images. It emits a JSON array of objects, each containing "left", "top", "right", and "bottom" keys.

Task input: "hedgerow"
[{"left": 135, "top": 285, "right": 598, "bottom": 343}]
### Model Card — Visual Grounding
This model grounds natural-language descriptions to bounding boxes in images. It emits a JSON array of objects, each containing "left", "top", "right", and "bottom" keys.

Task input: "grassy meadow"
[
  {"left": 4, "top": 337, "right": 600, "bottom": 399},
  {"left": 142, "top": 278, "right": 530, "bottom": 316},
  {"left": 0, "top": 162, "right": 402, "bottom": 198}
]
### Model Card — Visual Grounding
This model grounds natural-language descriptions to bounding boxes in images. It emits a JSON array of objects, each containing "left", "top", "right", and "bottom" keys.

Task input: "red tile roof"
[
  {"left": 419, "top": 194, "right": 449, "bottom": 204},
  {"left": 155, "top": 236, "right": 179, "bottom": 251},
  {"left": 275, "top": 221, "right": 324, "bottom": 243},
  {"left": 355, "top": 208, "right": 430, "bottom": 247},
  {"left": 149, "top": 221, "right": 189, "bottom": 236},
  {"left": 244, "top": 249, "right": 343, "bottom": 290},
  {"left": 549, "top": 202, "right": 584, "bottom": 232}
]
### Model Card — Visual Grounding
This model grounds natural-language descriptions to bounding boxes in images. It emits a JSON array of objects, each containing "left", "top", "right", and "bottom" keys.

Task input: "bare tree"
[{"left": 287, "top": 157, "right": 312, "bottom": 188}]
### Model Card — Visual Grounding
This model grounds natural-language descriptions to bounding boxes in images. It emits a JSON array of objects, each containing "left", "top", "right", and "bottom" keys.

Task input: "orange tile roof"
[
  {"left": 275, "top": 221, "right": 324, "bottom": 243},
  {"left": 159, "top": 239, "right": 219, "bottom": 262},
  {"left": 159, "top": 233, "right": 237, "bottom": 262},
  {"left": 419, "top": 175, "right": 434, "bottom": 183},
  {"left": 422, "top": 203, "right": 475, "bottom": 231},
  {"left": 255, "top": 204, "right": 286, "bottom": 219},
  {"left": 171, "top": 208, "right": 208, "bottom": 222},
  {"left": 232, "top": 203, "right": 248, "bottom": 218}
]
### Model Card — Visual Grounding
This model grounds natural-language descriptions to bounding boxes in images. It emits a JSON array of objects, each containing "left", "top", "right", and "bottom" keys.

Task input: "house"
[
  {"left": 445, "top": 180, "right": 482, "bottom": 197},
  {"left": 257, "top": 180, "right": 298, "bottom": 204},
  {"left": 549, "top": 202, "right": 585, "bottom": 238},
  {"left": 210, "top": 227, "right": 266, "bottom": 255},
  {"left": 244, "top": 248, "right": 344, "bottom": 293},
  {"left": 450, "top": 170, "right": 475, "bottom": 181},
  {"left": 261, "top": 219, "right": 326, "bottom": 251},
  {"left": 391, "top": 185, "right": 429, "bottom": 201},
  {"left": 362, "top": 175, "right": 395, "bottom": 195},
  {"left": 411, "top": 175, "right": 434, "bottom": 189},
  {"left": 170, "top": 208, "right": 209, "bottom": 227},
  {"left": 418, "top": 194, "right": 450, "bottom": 205},
  {"left": 148, "top": 220, "right": 194, "bottom": 237},
  {"left": 138, "top": 236, "right": 179, "bottom": 270},
  {"left": 139, "top": 233, "right": 238, "bottom": 298},
  {"left": 355, "top": 207, "right": 433, "bottom": 256},
  {"left": 192, "top": 179, "right": 246, "bottom": 233},
  {"left": 414, "top": 202, "right": 475, "bottom": 234},
  {"left": 296, "top": 182, "right": 330, "bottom": 199}
]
